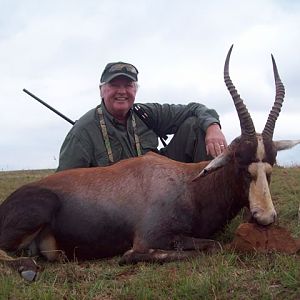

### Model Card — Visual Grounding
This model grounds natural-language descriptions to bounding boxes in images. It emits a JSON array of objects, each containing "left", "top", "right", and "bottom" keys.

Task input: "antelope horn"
[
  {"left": 224, "top": 45, "right": 256, "bottom": 138},
  {"left": 262, "top": 55, "right": 285, "bottom": 140}
]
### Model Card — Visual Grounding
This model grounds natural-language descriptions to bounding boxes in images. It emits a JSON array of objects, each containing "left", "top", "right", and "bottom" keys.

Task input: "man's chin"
[
  {"left": 114, "top": 102, "right": 131, "bottom": 110},
  {"left": 113, "top": 104, "right": 131, "bottom": 115}
]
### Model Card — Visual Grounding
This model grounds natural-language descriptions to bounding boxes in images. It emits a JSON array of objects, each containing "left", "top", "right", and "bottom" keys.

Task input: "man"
[{"left": 57, "top": 62, "right": 227, "bottom": 171}]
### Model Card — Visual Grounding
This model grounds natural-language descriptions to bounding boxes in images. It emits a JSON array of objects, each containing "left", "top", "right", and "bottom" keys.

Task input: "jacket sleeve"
[
  {"left": 138, "top": 102, "right": 220, "bottom": 136},
  {"left": 56, "top": 131, "right": 92, "bottom": 171}
]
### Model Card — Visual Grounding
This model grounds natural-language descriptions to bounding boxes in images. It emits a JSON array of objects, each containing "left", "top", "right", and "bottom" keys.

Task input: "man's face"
[{"left": 100, "top": 76, "right": 137, "bottom": 118}]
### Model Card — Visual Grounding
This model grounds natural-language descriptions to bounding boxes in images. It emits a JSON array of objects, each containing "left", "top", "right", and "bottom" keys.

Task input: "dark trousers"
[{"left": 159, "top": 117, "right": 211, "bottom": 163}]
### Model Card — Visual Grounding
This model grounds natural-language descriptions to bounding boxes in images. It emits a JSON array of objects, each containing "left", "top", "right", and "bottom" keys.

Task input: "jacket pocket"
[{"left": 139, "top": 130, "right": 159, "bottom": 154}]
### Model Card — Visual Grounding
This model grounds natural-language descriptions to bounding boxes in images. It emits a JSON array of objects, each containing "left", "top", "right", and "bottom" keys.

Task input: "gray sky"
[{"left": 1, "top": 0, "right": 300, "bottom": 170}]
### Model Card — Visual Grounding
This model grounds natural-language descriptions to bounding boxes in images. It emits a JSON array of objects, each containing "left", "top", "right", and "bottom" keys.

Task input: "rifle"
[
  {"left": 23, "top": 89, "right": 75, "bottom": 125},
  {"left": 23, "top": 89, "right": 168, "bottom": 146}
]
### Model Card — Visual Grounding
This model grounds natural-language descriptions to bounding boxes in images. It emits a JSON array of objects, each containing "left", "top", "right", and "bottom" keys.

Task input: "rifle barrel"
[{"left": 23, "top": 89, "right": 75, "bottom": 125}]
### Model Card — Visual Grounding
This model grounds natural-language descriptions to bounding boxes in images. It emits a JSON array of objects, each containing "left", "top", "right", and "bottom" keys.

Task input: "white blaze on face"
[{"left": 248, "top": 135, "right": 276, "bottom": 225}]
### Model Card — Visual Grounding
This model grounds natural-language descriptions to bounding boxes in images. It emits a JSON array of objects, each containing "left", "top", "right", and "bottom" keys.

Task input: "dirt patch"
[{"left": 228, "top": 223, "right": 300, "bottom": 254}]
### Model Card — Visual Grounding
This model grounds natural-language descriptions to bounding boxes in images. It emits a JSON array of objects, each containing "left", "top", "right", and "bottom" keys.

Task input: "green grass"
[{"left": 0, "top": 167, "right": 300, "bottom": 299}]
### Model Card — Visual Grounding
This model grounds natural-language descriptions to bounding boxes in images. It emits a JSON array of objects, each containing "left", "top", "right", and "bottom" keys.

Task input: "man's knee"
[
  {"left": 175, "top": 117, "right": 205, "bottom": 145},
  {"left": 162, "top": 117, "right": 208, "bottom": 162},
  {"left": 177, "top": 116, "right": 199, "bottom": 134}
]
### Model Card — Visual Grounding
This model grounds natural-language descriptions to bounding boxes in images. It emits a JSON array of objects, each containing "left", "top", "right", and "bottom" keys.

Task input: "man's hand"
[{"left": 205, "top": 123, "right": 227, "bottom": 158}]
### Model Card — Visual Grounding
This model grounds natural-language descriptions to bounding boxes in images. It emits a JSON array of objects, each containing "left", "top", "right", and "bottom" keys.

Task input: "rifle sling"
[{"left": 133, "top": 104, "right": 167, "bottom": 147}]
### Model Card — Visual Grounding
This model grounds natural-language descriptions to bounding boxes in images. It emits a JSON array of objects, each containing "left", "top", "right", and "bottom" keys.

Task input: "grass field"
[{"left": 0, "top": 167, "right": 299, "bottom": 300}]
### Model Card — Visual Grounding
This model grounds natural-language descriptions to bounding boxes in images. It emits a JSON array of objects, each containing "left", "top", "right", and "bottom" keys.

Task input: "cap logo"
[{"left": 108, "top": 63, "right": 138, "bottom": 74}]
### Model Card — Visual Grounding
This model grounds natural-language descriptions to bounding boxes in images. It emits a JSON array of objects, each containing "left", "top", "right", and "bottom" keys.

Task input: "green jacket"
[{"left": 57, "top": 101, "right": 220, "bottom": 171}]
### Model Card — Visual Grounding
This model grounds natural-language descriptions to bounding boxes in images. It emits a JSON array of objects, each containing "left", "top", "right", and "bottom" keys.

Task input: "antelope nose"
[{"left": 252, "top": 210, "right": 277, "bottom": 226}]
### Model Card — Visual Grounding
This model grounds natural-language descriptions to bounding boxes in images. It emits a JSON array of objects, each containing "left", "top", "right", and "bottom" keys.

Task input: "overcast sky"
[{"left": 1, "top": 0, "right": 300, "bottom": 170}]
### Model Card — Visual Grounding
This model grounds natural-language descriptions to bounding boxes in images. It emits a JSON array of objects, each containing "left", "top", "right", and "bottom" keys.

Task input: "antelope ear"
[
  {"left": 274, "top": 140, "right": 300, "bottom": 151},
  {"left": 193, "top": 151, "right": 231, "bottom": 181}
]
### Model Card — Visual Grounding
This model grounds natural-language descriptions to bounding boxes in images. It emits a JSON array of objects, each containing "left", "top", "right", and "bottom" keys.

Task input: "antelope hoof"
[
  {"left": 20, "top": 269, "right": 38, "bottom": 282},
  {"left": 16, "top": 258, "right": 40, "bottom": 282}
]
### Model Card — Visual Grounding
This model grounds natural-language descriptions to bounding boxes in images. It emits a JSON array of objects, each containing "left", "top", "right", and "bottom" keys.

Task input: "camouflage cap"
[{"left": 100, "top": 62, "right": 138, "bottom": 84}]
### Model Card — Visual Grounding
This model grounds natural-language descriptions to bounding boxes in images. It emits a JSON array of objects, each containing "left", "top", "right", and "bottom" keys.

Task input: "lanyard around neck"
[{"left": 97, "top": 106, "right": 142, "bottom": 164}]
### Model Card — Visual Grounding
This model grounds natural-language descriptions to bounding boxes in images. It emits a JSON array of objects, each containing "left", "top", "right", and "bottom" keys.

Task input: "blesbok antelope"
[{"left": 0, "top": 45, "right": 299, "bottom": 281}]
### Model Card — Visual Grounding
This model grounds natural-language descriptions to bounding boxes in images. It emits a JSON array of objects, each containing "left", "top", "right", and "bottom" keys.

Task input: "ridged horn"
[
  {"left": 262, "top": 55, "right": 285, "bottom": 140},
  {"left": 224, "top": 45, "right": 256, "bottom": 138}
]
